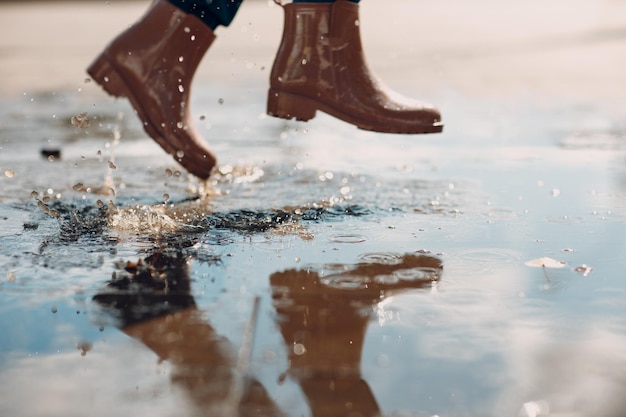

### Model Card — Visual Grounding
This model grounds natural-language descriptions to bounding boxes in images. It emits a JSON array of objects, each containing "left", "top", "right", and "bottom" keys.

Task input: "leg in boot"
[
  {"left": 88, "top": 0, "right": 227, "bottom": 179},
  {"left": 268, "top": 0, "right": 443, "bottom": 134}
]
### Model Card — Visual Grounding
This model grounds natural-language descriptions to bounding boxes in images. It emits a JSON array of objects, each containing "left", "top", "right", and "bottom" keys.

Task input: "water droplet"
[
  {"left": 70, "top": 112, "right": 91, "bottom": 128},
  {"left": 30, "top": 191, "right": 39, "bottom": 199},
  {"left": 176, "top": 122, "right": 184, "bottom": 129},
  {"left": 51, "top": 306, "right": 58, "bottom": 314},
  {"left": 163, "top": 193, "right": 170, "bottom": 203},
  {"left": 354, "top": 19, "right": 360, "bottom": 27},
  {"left": 301, "top": 58, "right": 307, "bottom": 65},
  {"left": 37, "top": 200, "right": 49, "bottom": 213},
  {"left": 107, "top": 161, "right": 117, "bottom": 170},
  {"left": 72, "top": 183, "right": 84, "bottom": 191},
  {"left": 76, "top": 342, "right": 92, "bottom": 357},
  {"left": 4, "top": 169, "right": 14, "bottom": 178},
  {"left": 574, "top": 264, "right": 592, "bottom": 276},
  {"left": 178, "top": 56, "right": 184, "bottom": 62},
  {"left": 103, "top": 76, "right": 109, "bottom": 83},
  {"left": 218, "top": 98, "right": 224, "bottom": 105},
  {"left": 293, "top": 343, "right": 306, "bottom": 356},
  {"left": 178, "top": 85, "right": 185, "bottom": 93},
  {"left": 184, "top": 26, "right": 190, "bottom": 33},
  {"left": 176, "top": 150, "right": 185, "bottom": 159},
  {"left": 200, "top": 115, "right": 206, "bottom": 121}
]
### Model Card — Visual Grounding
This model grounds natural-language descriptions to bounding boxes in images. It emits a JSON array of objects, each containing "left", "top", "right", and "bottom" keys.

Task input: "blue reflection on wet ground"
[{"left": 0, "top": 84, "right": 625, "bottom": 417}]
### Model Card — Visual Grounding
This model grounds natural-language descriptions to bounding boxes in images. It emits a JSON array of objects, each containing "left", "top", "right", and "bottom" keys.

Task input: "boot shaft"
[
  {"left": 270, "top": 1, "right": 367, "bottom": 98},
  {"left": 105, "top": 0, "right": 215, "bottom": 81}
]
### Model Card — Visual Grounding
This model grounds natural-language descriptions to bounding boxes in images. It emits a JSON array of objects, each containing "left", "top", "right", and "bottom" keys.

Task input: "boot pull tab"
[{"left": 329, "top": 0, "right": 359, "bottom": 49}]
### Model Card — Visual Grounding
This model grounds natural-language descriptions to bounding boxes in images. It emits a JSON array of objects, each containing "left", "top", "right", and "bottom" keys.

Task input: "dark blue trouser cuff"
[{"left": 167, "top": 0, "right": 359, "bottom": 30}]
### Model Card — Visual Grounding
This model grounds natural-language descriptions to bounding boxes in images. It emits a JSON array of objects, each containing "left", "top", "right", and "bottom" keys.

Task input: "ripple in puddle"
[
  {"left": 358, "top": 252, "right": 403, "bottom": 265},
  {"left": 201, "top": 231, "right": 234, "bottom": 246},
  {"left": 329, "top": 234, "right": 367, "bottom": 244},
  {"left": 320, "top": 276, "right": 368, "bottom": 290},
  {"left": 247, "top": 234, "right": 292, "bottom": 251},
  {"left": 447, "top": 248, "right": 523, "bottom": 273},
  {"left": 392, "top": 267, "right": 441, "bottom": 281}
]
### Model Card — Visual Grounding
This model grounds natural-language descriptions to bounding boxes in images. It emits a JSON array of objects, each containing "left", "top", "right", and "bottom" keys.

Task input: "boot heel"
[
  {"left": 267, "top": 89, "right": 317, "bottom": 121},
  {"left": 87, "top": 54, "right": 129, "bottom": 99}
]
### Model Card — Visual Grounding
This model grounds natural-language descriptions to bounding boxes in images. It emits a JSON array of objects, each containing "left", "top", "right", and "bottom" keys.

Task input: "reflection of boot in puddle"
[
  {"left": 270, "top": 253, "right": 442, "bottom": 417},
  {"left": 94, "top": 250, "right": 196, "bottom": 325},
  {"left": 94, "top": 250, "right": 283, "bottom": 417}
]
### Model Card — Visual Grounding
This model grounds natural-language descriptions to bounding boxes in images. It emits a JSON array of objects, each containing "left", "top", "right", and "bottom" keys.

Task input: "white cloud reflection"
[{"left": 0, "top": 342, "right": 188, "bottom": 417}]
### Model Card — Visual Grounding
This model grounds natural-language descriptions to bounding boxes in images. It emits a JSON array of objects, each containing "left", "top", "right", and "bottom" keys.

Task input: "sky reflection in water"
[{"left": 0, "top": 89, "right": 625, "bottom": 417}]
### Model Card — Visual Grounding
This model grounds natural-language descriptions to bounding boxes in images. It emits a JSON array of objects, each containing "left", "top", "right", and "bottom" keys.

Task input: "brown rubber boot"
[
  {"left": 268, "top": 0, "right": 443, "bottom": 134},
  {"left": 88, "top": 0, "right": 217, "bottom": 179}
]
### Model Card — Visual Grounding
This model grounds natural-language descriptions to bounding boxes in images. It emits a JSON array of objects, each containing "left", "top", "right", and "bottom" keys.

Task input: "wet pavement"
[{"left": 1, "top": 1, "right": 626, "bottom": 416}]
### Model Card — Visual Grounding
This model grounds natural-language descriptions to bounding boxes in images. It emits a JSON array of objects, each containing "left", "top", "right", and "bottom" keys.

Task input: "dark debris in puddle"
[
  {"left": 196, "top": 204, "right": 372, "bottom": 233},
  {"left": 11, "top": 197, "right": 377, "bottom": 275},
  {"left": 51, "top": 202, "right": 109, "bottom": 243},
  {"left": 29, "top": 197, "right": 375, "bottom": 244}
]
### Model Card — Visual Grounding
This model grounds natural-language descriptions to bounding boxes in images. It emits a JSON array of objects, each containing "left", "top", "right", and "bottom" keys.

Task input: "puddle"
[{"left": 1, "top": 82, "right": 626, "bottom": 417}]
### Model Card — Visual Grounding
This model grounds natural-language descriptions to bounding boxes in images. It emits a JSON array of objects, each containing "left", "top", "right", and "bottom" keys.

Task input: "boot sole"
[
  {"left": 266, "top": 88, "right": 443, "bottom": 134},
  {"left": 87, "top": 54, "right": 213, "bottom": 179}
]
